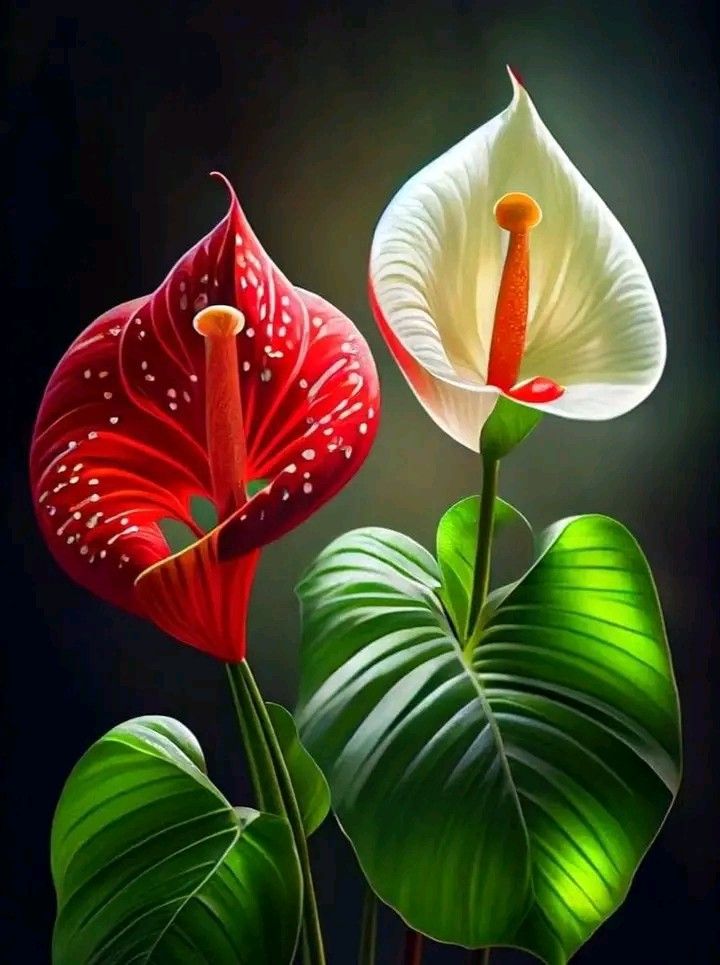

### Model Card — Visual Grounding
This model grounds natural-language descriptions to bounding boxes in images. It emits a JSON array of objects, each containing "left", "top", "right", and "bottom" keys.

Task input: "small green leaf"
[
  {"left": 481, "top": 395, "right": 542, "bottom": 459},
  {"left": 296, "top": 517, "right": 680, "bottom": 961},
  {"left": 267, "top": 702, "right": 331, "bottom": 836},
  {"left": 52, "top": 716, "right": 302, "bottom": 965},
  {"left": 437, "top": 495, "right": 532, "bottom": 637}
]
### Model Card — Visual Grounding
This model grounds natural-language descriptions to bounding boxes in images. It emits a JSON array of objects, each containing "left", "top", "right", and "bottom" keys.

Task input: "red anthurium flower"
[{"left": 31, "top": 176, "right": 380, "bottom": 661}]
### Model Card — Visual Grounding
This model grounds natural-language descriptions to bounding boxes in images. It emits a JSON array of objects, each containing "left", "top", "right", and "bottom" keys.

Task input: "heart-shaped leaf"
[
  {"left": 52, "top": 716, "right": 302, "bottom": 965},
  {"left": 267, "top": 702, "right": 331, "bottom": 835},
  {"left": 437, "top": 495, "right": 532, "bottom": 637},
  {"left": 296, "top": 516, "right": 680, "bottom": 962}
]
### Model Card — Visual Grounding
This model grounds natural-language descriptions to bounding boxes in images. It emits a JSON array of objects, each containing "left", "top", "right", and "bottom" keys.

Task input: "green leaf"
[
  {"left": 52, "top": 716, "right": 302, "bottom": 965},
  {"left": 267, "top": 702, "right": 331, "bottom": 836},
  {"left": 437, "top": 495, "right": 532, "bottom": 637},
  {"left": 296, "top": 518, "right": 680, "bottom": 961},
  {"left": 481, "top": 395, "right": 542, "bottom": 459}
]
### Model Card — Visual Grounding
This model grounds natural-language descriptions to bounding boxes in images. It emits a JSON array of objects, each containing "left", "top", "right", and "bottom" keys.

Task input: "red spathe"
[{"left": 31, "top": 176, "right": 380, "bottom": 661}]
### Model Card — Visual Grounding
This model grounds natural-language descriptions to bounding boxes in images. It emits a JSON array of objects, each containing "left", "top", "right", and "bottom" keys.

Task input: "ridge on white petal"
[{"left": 369, "top": 67, "right": 666, "bottom": 451}]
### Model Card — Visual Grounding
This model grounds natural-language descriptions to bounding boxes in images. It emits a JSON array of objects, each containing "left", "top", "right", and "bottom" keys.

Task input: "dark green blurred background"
[{"left": 4, "top": 1, "right": 718, "bottom": 961}]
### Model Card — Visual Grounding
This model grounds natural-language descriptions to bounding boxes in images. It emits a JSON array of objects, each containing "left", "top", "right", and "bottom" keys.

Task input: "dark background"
[{"left": 3, "top": 1, "right": 718, "bottom": 962}]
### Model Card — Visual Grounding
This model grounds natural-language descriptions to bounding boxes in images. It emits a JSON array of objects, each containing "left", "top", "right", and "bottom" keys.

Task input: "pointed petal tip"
[{"left": 506, "top": 64, "right": 525, "bottom": 89}]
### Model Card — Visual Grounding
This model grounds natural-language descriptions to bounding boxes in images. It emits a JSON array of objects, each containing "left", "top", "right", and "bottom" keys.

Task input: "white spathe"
[{"left": 369, "top": 69, "right": 666, "bottom": 451}]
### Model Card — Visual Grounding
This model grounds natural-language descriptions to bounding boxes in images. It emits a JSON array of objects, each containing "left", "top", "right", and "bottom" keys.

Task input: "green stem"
[
  {"left": 463, "top": 454, "right": 498, "bottom": 965},
  {"left": 225, "top": 664, "right": 270, "bottom": 811},
  {"left": 465, "top": 456, "right": 500, "bottom": 649},
  {"left": 226, "top": 660, "right": 326, "bottom": 965},
  {"left": 357, "top": 883, "right": 377, "bottom": 965},
  {"left": 402, "top": 928, "right": 424, "bottom": 965}
]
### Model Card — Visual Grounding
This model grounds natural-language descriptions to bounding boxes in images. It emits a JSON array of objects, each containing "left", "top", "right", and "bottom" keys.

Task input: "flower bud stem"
[{"left": 226, "top": 660, "right": 326, "bottom": 965}]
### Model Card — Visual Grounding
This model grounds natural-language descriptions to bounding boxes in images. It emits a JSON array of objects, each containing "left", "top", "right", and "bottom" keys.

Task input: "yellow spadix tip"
[
  {"left": 193, "top": 305, "right": 245, "bottom": 337},
  {"left": 494, "top": 192, "right": 542, "bottom": 232}
]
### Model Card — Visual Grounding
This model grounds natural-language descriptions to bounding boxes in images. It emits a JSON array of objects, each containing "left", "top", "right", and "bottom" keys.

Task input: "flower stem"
[
  {"left": 357, "top": 883, "right": 378, "bottom": 964},
  {"left": 402, "top": 928, "right": 424, "bottom": 964},
  {"left": 464, "top": 457, "right": 498, "bottom": 964},
  {"left": 465, "top": 455, "right": 500, "bottom": 648},
  {"left": 226, "top": 660, "right": 326, "bottom": 965}
]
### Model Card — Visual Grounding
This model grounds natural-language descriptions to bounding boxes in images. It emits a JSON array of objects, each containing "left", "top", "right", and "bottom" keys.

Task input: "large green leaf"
[
  {"left": 52, "top": 716, "right": 302, "bottom": 965},
  {"left": 267, "top": 702, "right": 331, "bottom": 835},
  {"left": 296, "top": 517, "right": 681, "bottom": 962}
]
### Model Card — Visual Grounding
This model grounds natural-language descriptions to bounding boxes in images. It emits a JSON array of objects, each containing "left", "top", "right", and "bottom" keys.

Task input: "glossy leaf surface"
[
  {"left": 437, "top": 494, "right": 532, "bottom": 637},
  {"left": 52, "top": 717, "right": 302, "bottom": 964},
  {"left": 296, "top": 517, "right": 680, "bottom": 960},
  {"left": 267, "top": 702, "right": 331, "bottom": 836}
]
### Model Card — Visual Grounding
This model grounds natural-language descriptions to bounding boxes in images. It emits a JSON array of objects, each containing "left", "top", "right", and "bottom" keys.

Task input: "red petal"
[
  {"left": 135, "top": 537, "right": 259, "bottom": 662},
  {"left": 30, "top": 298, "right": 208, "bottom": 613},
  {"left": 31, "top": 175, "right": 380, "bottom": 641},
  {"left": 218, "top": 288, "right": 380, "bottom": 560}
]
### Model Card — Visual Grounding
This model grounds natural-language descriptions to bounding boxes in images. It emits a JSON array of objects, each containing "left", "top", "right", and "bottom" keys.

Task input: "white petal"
[{"left": 369, "top": 68, "right": 666, "bottom": 449}]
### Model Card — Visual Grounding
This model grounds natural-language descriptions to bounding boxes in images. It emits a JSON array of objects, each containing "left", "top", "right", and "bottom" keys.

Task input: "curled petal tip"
[{"left": 209, "top": 170, "right": 239, "bottom": 209}]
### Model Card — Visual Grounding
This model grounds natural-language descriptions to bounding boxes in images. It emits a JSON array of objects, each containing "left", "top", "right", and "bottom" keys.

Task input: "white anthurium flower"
[{"left": 369, "top": 67, "right": 666, "bottom": 451}]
